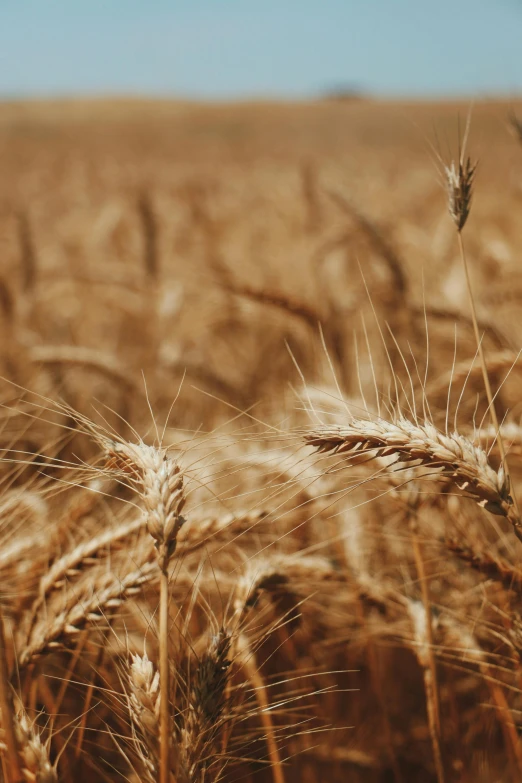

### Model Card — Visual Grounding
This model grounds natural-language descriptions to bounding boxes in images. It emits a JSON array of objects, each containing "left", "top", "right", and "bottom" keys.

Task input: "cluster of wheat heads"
[
  {"left": 2, "top": 100, "right": 522, "bottom": 783},
  {"left": 0, "top": 404, "right": 349, "bottom": 783}
]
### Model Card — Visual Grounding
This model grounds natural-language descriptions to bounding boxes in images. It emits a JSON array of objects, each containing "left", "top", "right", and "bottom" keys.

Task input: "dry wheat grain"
[{"left": 305, "top": 417, "right": 518, "bottom": 526}]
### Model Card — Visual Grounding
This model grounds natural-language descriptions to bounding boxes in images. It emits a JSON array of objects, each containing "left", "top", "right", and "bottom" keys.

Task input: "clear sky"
[{"left": 1, "top": 0, "right": 522, "bottom": 99}]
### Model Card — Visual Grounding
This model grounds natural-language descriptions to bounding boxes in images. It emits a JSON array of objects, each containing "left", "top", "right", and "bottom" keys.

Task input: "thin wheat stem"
[
  {"left": 425, "top": 668, "right": 445, "bottom": 783},
  {"left": 407, "top": 601, "right": 445, "bottom": 783},
  {"left": 238, "top": 634, "right": 285, "bottom": 783},
  {"left": 486, "top": 675, "right": 522, "bottom": 775},
  {"left": 104, "top": 440, "right": 185, "bottom": 782},
  {"left": 441, "top": 619, "right": 522, "bottom": 777},
  {"left": 410, "top": 520, "right": 441, "bottom": 735},
  {"left": 408, "top": 497, "right": 443, "bottom": 778},
  {"left": 458, "top": 232, "right": 522, "bottom": 537},
  {"left": 159, "top": 567, "right": 171, "bottom": 783},
  {"left": 74, "top": 640, "right": 106, "bottom": 760},
  {"left": 353, "top": 598, "right": 404, "bottom": 783},
  {"left": 0, "top": 606, "right": 21, "bottom": 783}
]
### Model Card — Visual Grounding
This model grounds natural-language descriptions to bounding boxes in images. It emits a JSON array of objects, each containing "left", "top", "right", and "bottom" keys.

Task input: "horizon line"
[{"left": 1, "top": 89, "right": 522, "bottom": 105}]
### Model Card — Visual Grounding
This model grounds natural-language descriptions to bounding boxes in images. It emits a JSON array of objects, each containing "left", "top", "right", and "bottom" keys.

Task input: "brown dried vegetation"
[{"left": 0, "top": 98, "right": 521, "bottom": 782}]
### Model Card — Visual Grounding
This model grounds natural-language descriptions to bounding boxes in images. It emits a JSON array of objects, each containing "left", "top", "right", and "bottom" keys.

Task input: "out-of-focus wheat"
[{"left": 1, "top": 97, "right": 522, "bottom": 783}]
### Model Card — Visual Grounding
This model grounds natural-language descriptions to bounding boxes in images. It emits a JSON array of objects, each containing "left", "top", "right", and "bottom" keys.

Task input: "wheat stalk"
[
  {"left": 236, "top": 633, "right": 285, "bottom": 783},
  {"left": 408, "top": 506, "right": 441, "bottom": 740},
  {"left": 104, "top": 440, "right": 185, "bottom": 783},
  {"left": 406, "top": 599, "right": 445, "bottom": 783},
  {"left": 444, "top": 148, "right": 522, "bottom": 536},
  {"left": 0, "top": 604, "right": 21, "bottom": 783}
]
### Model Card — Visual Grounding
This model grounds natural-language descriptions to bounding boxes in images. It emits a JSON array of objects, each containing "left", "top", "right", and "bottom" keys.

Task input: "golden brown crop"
[{"left": 0, "top": 97, "right": 521, "bottom": 783}]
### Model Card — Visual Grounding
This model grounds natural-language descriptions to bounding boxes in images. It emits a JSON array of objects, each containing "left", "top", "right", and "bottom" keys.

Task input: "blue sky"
[{"left": 1, "top": 0, "right": 522, "bottom": 98}]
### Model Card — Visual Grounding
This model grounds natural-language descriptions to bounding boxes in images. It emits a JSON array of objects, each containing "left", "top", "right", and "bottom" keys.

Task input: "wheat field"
[{"left": 0, "top": 96, "right": 522, "bottom": 782}]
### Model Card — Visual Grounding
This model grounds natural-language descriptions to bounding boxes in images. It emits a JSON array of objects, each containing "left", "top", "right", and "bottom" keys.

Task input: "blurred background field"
[{"left": 2, "top": 96, "right": 522, "bottom": 431}]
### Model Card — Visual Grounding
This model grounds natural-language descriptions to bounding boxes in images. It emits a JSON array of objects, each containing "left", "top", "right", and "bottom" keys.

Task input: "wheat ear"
[
  {"left": 105, "top": 441, "right": 185, "bottom": 783},
  {"left": 305, "top": 417, "right": 518, "bottom": 527},
  {"left": 17, "top": 209, "right": 37, "bottom": 294},
  {"left": 223, "top": 281, "right": 320, "bottom": 330},
  {"left": 19, "top": 562, "right": 156, "bottom": 668},
  {"left": 11, "top": 707, "right": 56, "bottom": 783},
  {"left": 30, "top": 515, "right": 145, "bottom": 616},
  {"left": 127, "top": 652, "right": 160, "bottom": 783},
  {"left": 137, "top": 191, "right": 159, "bottom": 282},
  {"left": 177, "top": 628, "right": 231, "bottom": 783},
  {"left": 446, "top": 537, "right": 522, "bottom": 591}
]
